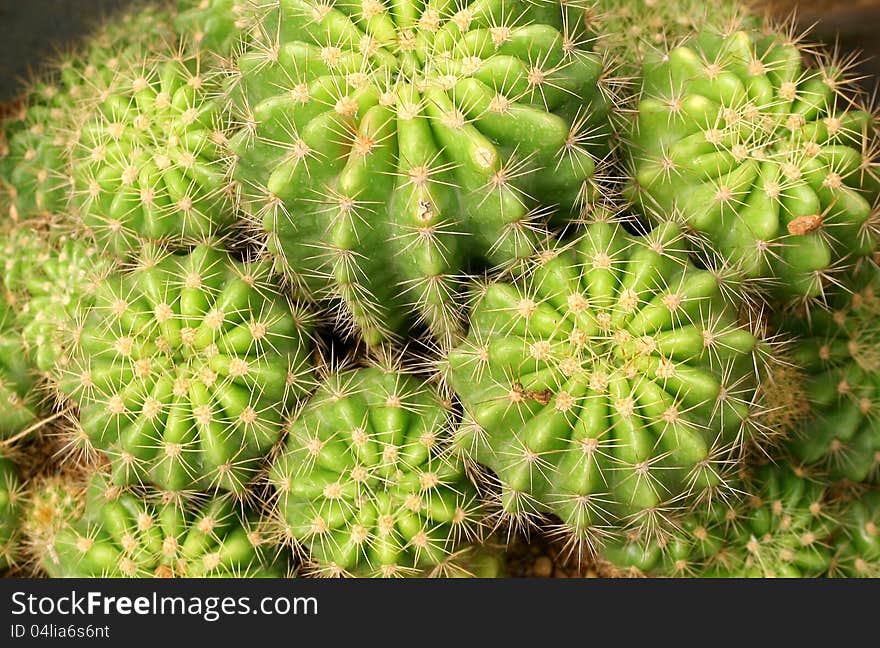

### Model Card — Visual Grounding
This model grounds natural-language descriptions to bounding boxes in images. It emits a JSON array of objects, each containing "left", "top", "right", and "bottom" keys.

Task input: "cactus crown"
[
  {"left": 783, "top": 266, "right": 880, "bottom": 482},
  {"left": 270, "top": 357, "right": 483, "bottom": 577},
  {"left": 446, "top": 215, "right": 771, "bottom": 553},
  {"left": 55, "top": 243, "right": 315, "bottom": 494},
  {"left": 70, "top": 48, "right": 236, "bottom": 255},
  {"left": 44, "top": 472, "right": 279, "bottom": 577}
]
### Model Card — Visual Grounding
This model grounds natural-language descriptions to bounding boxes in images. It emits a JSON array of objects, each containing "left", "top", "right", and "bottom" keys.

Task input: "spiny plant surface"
[
  {"left": 590, "top": 0, "right": 755, "bottom": 78},
  {"left": 20, "top": 473, "right": 88, "bottom": 577},
  {"left": 446, "top": 217, "right": 771, "bottom": 552},
  {"left": 626, "top": 25, "right": 880, "bottom": 299},
  {"left": 230, "top": 0, "right": 612, "bottom": 347},
  {"left": 0, "top": 288, "right": 40, "bottom": 439},
  {"left": 269, "top": 361, "right": 483, "bottom": 577},
  {"left": 0, "top": 456, "right": 22, "bottom": 570},
  {"left": 782, "top": 266, "right": 880, "bottom": 483},
  {"left": 0, "top": 3, "right": 176, "bottom": 223},
  {"left": 47, "top": 473, "right": 281, "bottom": 577},
  {"left": 601, "top": 464, "right": 835, "bottom": 577},
  {"left": 69, "top": 48, "right": 237, "bottom": 255},
  {"left": 55, "top": 244, "right": 315, "bottom": 494},
  {"left": 2, "top": 229, "right": 110, "bottom": 373},
  {"left": 703, "top": 465, "right": 836, "bottom": 577},
  {"left": 175, "top": 0, "right": 257, "bottom": 57},
  {"left": 830, "top": 489, "right": 880, "bottom": 577}
]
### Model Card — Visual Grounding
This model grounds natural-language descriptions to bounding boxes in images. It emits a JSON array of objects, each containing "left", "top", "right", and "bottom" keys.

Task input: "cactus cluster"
[
  {"left": 46, "top": 472, "right": 279, "bottom": 577},
  {"left": 781, "top": 267, "right": 880, "bottom": 483},
  {"left": 3, "top": 0, "right": 880, "bottom": 580},
  {"left": 601, "top": 465, "right": 836, "bottom": 577}
]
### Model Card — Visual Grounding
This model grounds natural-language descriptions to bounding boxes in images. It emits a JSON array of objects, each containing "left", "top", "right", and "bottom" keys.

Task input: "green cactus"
[
  {"left": 830, "top": 489, "right": 880, "bottom": 577},
  {"left": 0, "top": 288, "right": 40, "bottom": 439},
  {"left": 601, "top": 465, "right": 835, "bottom": 577},
  {"left": 705, "top": 465, "right": 836, "bottom": 577},
  {"left": 175, "top": 0, "right": 255, "bottom": 56},
  {"left": 2, "top": 229, "right": 110, "bottom": 373},
  {"left": 783, "top": 267, "right": 880, "bottom": 483},
  {"left": 269, "top": 362, "right": 483, "bottom": 577},
  {"left": 626, "top": 26, "right": 879, "bottom": 299},
  {"left": 229, "top": 0, "right": 611, "bottom": 346},
  {"left": 21, "top": 473, "right": 88, "bottom": 576},
  {"left": 47, "top": 473, "right": 281, "bottom": 577},
  {"left": 0, "top": 456, "right": 23, "bottom": 570},
  {"left": 446, "top": 216, "right": 769, "bottom": 550},
  {"left": 55, "top": 244, "right": 315, "bottom": 494},
  {"left": 0, "top": 3, "right": 176, "bottom": 223},
  {"left": 70, "top": 48, "right": 237, "bottom": 255},
  {"left": 591, "top": 0, "right": 755, "bottom": 76}
]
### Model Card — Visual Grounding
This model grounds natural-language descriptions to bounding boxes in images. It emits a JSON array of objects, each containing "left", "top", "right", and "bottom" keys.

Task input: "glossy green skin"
[
  {"left": 447, "top": 220, "right": 761, "bottom": 539},
  {"left": 57, "top": 245, "right": 314, "bottom": 493},
  {"left": 50, "top": 475, "right": 278, "bottom": 577},
  {"left": 231, "top": 0, "right": 610, "bottom": 346},
  {"left": 71, "top": 52, "right": 235, "bottom": 255},
  {"left": 270, "top": 367, "right": 481, "bottom": 577},
  {"left": 626, "top": 29, "right": 879, "bottom": 298},
  {"left": 784, "top": 268, "right": 880, "bottom": 483},
  {"left": 0, "top": 4, "right": 175, "bottom": 221},
  {"left": 832, "top": 490, "right": 880, "bottom": 577},
  {"left": 603, "top": 466, "right": 835, "bottom": 577},
  {"left": 0, "top": 293, "right": 39, "bottom": 439},
  {"left": 0, "top": 457, "right": 21, "bottom": 570},
  {"left": 2, "top": 231, "right": 109, "bottom": 372}
]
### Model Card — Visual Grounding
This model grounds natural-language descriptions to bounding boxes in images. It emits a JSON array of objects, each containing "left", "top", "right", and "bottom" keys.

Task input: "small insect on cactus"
[
  {"left": 269, "top": 359, "right": 484, "bottom": 577},
  {"left": 69, "top": 48, "right": 237, "bottom": 255},
  {"left": 0, "top": 456, "right": 23, "bottom": 570},
  {"left": 445, "top": 215, "right": 771, "bottom": 553},
  {"left": 782, "top": 266, "right": 880, "bottom": 483},
  {"left": 830, "top": 488, "right": 880, "bottom": 577},
  {"left": 2, "top": 228, "right": 109, "bottom": 373},
  {"left": 229, "top": 0, "right": 612, "bottom": 347},
  {"left": 625, "top": 24, "right": 880, "bottom": 299},
  {"left": 0, "top": 286, "right": 40, "bottom": 439},
  {"left": 55, "top": 243, "right": 315, "bottom": 494},
  {"left": 48, "top": 472, "right": 281, "bottom": 577}
]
